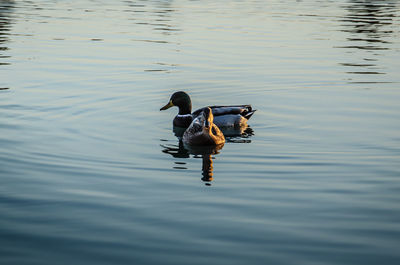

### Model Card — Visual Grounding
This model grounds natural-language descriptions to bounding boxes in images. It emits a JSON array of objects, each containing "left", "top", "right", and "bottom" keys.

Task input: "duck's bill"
[{"left": 160, "top": 100, "right": 174, "bottom": 111}]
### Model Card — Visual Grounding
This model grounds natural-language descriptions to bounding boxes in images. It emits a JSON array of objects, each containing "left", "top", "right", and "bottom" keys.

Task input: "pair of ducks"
[{"left": 160, "top": 91, "right": 255, "bottom": 146}]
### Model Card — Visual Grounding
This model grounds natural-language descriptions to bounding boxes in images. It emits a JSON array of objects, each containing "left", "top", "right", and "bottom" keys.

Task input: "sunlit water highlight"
[{"left": 1, "top": 1, "right": 400, "bottom": 264}]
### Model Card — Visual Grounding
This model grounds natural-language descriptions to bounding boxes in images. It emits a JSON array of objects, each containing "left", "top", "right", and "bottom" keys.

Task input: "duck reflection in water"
[
  {"left": 161, "top": 140, "right": 224, "bottom": 185},
  {"left": 161, "top": 123, "right": 253, "bottom": 185}
]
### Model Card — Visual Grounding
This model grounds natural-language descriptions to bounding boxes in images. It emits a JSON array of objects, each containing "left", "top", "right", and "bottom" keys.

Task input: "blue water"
[{"left": 1, "top": 0, "right": 400, "bottom": 264}]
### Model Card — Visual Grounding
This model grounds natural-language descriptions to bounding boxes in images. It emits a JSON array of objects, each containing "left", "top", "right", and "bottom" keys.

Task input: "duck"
[
  {"left": 183, "top": 107, "right": 225, "bottom": 146},
  {"left": 160, "top": 91, "right": 255, "bottom": 130}
]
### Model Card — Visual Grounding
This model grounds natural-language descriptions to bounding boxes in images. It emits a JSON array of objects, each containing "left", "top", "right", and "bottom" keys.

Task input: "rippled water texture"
[{"left": 1, "top": 1, "right": 400, "bottom": 264}]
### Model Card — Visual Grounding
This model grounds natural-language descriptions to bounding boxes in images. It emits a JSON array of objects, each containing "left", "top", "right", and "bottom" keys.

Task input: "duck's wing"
[
  {"left": 193, "top": 105, "right": 255, "bottom": 120},
  {"left": 184, "top": 116, "right": 203, "bottom": 135},
  {"left": 183, "top": 116, "right": 207, "bottom": 145}
]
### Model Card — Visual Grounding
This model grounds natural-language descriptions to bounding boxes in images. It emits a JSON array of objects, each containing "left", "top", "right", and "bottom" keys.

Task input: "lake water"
[{"left": 1, "top": 0, "right": 400, "bottom": 264}]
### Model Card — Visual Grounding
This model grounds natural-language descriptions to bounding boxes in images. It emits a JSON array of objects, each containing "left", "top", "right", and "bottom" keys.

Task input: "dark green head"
[{"left": 160, "top": 91, "right": 192, "bottom": 115}]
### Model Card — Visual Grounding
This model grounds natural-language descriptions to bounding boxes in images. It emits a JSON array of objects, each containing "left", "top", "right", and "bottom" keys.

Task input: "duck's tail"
[{"left": 244, "top": 109, "right": 256, "bottom": 120}]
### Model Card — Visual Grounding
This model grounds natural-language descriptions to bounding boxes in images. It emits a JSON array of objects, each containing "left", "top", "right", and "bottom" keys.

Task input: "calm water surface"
[{"left": 1, "top": 0, "right": 400, "bottom": 264}]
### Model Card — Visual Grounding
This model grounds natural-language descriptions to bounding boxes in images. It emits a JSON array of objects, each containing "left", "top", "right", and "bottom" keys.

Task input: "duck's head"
[
  {"left": 160, "top": 91, "right": 192, "bottom": 115},
  {"left": 201, "top": 107, "right": 213, "bottom": 129},
  {"left": 201, "top": 107, "right": 225, "bottom": 145}
]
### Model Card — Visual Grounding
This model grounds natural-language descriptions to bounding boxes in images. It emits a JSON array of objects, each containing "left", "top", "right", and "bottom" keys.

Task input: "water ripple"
[{"left": 1, "top": 1, "right": 400, "bottom": 265}]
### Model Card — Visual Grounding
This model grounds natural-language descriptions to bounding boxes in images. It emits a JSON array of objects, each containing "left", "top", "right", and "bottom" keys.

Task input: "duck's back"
[
  {"left": 183, "top": 113, "right": 225, "bottom": 146},
  {"left": 192, "top": 105, "right": 253, "bottom": 118},
  {"left": 213, "top": 114, "right": 247, "bottom": 129}
]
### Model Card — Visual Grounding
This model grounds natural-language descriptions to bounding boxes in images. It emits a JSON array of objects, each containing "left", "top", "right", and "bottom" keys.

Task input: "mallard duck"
[
  {"left": 183, "top": 107, "right": 225, "bottom": 146},
  {"left": 160, "top": 91, "right": 255, "bottom": 129}
]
